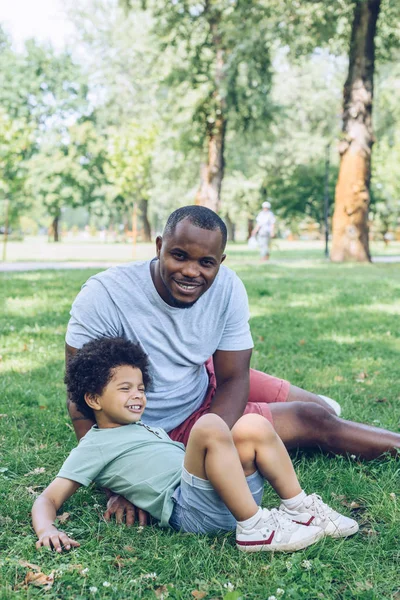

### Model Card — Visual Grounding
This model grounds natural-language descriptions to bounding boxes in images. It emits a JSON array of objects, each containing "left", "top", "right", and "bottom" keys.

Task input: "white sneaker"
[
  {"left": 236, "top": 508, "right": 323, "bottom": 553},
  {"left": 319, "top": 395, "right": 342, "bottom": 416},
  {"left": 280, "top": 493, "right": 359, "bottom": 538}
]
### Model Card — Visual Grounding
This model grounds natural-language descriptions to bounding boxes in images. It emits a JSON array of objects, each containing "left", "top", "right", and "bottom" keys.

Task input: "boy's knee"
[
  {"left": 233, "top": 414, "right": 276, "bottom": 445},
  {"left": 191, "top": 413, "right": 231, "bottom": 443}
]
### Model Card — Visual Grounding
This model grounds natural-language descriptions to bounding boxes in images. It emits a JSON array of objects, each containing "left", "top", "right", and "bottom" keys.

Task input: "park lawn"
[{"left": 0, "top": 255, "right": 399, "bottom": 600}]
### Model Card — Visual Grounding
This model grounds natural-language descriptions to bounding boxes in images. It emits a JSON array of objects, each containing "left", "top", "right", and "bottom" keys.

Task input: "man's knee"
[{"left": 294, "top": 402, "right": 340, "bottom": 442}]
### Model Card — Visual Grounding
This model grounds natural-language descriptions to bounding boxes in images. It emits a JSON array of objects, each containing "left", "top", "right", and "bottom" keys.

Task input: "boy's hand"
[
  {"left": 104, "top": 494, "right": 148, "bottom": 526},
  {"left": 36, "top": 528, "right": 80, "bottom": 553}
]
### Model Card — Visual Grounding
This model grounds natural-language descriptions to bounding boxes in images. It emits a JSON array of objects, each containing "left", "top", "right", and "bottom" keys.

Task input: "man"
[
  {"left": 66, "top": 205, "right": 400, "bottom": 525},
  {"left": 252, "top": 201, "right": 276, "bottom": 261}
]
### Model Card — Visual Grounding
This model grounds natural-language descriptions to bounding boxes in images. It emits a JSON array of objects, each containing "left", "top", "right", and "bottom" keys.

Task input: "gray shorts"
[{"left": 169, "top": 467, "right": 264, "bottom": 534}]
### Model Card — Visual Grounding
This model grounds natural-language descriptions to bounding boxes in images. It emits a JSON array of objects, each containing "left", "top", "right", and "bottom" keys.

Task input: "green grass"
[{"left": 0, "top": 255, "right": 399, "bottom": 599}]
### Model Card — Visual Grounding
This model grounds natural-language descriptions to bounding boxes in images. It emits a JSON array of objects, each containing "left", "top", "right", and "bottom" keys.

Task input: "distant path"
[
  {"left": 1, "top": 256, "right": 400, "bottom": 271},
  {"left": 0, "top": 261, "right": 120, "bottom": 271}
]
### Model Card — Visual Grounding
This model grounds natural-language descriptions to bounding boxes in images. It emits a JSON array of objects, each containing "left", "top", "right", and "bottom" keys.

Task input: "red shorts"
[{"left": 168, "top": 359, "right": 290, "bottom": 446}]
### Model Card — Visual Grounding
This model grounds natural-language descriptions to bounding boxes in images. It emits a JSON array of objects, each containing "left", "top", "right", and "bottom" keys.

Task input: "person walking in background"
[{"left": 252, "top": 201, "right": 276, "bottom": 261}]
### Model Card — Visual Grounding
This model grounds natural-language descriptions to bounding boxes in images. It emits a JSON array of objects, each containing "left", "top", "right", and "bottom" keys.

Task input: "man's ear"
[
  {"left": 155, "top": 236, "right": 162, "bottom": 259},
  {"left": 84, "top": 392, "right": 102, "bottom": 412},
  {"left": 220, "top": 253, "right": 226, "bottom": 264}
]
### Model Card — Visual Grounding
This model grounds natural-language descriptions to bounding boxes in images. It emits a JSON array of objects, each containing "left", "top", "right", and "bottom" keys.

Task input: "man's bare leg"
[
  {"left": 269, "top": 401, "right": 400, "bottom": 459},
  {"left": 286, "top": 384, "right": 337, "bottom": 414}
]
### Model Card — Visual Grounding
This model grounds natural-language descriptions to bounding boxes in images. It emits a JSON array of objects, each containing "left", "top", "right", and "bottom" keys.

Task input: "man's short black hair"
[
  {"left": 163, "top": 205, "right": 227, "bottom": 249},
  {"left": 65, "top": 337, "right": 150, "bottom": 421}
]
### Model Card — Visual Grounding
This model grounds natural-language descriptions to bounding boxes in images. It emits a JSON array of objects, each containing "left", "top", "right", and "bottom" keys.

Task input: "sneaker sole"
[{"left": 236, "top": 529, "right": 324, "bottom": 553}]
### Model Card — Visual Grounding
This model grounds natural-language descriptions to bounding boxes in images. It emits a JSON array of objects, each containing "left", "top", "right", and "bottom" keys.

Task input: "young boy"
[{"left": 32, "top": 338, "right": 358, "bottom": 554}]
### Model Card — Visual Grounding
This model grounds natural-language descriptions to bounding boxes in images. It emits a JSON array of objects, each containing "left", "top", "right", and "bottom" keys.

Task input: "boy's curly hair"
[{"left": 65, "top": 337, "right": 151, "bottom": 421}]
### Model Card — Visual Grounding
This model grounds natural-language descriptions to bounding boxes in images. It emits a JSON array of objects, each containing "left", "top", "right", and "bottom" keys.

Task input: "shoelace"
[
  {"left": 303, "top": 494, "right": 333, "bottom": 522},
  {"left": 260, "top": 508, "right": 297, "bottom": 534}
]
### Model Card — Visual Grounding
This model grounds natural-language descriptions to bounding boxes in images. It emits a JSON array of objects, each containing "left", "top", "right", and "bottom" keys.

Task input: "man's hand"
[
  {"left": 36, "top": 527, "right": 80, "bottom": 553},
  {"left": 103, "top": 494, "right": 148, "bottom": 526}
]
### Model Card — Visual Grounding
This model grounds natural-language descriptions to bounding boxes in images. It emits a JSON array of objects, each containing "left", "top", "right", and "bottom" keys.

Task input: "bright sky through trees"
[{"left": 0, "top": 0, "right": 72, "bottom": 50}]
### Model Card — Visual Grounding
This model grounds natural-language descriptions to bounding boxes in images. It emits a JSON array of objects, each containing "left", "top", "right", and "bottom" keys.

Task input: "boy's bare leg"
[
  {"left": 231, "top": 414, "right": 301, "bottom": 499},
  {"left": 184, "top": 413, "right": 303, "bottom": 517},
  {"left": 184, "top": 414, "right": 258, "bottom": 521}
]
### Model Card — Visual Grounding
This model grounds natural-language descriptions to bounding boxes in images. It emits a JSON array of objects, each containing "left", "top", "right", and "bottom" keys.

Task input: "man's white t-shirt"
[{"left": 66, "top": 260, "right": 254, "bottom": 432}]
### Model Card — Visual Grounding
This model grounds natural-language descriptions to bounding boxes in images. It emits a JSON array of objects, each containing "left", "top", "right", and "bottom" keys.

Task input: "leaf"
[
  {"left": 355, "top": 371, "right": 368, "bottom": 382},
  {"left": 298, "top": 339, "right": 306, "bottom": 345},
  {"left": 56, "top": 512, "right": 70, "bottom": 524},
  {"left": 19, "top": 560, "right": 41, "bottom": 571},
  {"left": 24, "top": 570, "right": 54, "bottom": 590},
  {"left": 192, "top": 591, "right": 207, "bottom": 599},
  {"left": 24, "top": 467, "right": 45, "bottom": 476},
  {"left": 155, "top": 585, "right": 168, "bottom": 597},
  {"left": 334, "top": 375, "right": 343, "bottom": 382}
]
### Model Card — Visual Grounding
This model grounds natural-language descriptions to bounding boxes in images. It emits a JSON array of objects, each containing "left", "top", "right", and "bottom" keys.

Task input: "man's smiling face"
[{"left": 153, "top": 218, "right": 226, "bottom": 308}]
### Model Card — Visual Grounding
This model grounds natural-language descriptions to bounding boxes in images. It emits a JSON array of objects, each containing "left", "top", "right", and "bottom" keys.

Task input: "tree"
[
  {"left": 330, "top": 0, "right": 381, "bottom": 262},
  {"left": 105, "top": 122, "right": 156, "bottom": 241},
  {"left": 25, "top": 120, "right": 107, "bottom": 241}
]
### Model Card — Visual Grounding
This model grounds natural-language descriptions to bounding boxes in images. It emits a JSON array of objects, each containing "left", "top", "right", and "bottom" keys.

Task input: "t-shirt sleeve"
[
  {"left": 217, "top": 275, "right": 254, "bottom": 351},
  {"left": 66, "top": 277, "right": 122, "bottom": 349},
  {"left": 57, "top": 438, "right": 105, "bottom": 486}
]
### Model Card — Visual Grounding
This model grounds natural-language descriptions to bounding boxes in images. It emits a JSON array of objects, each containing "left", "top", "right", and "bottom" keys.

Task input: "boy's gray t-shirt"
[
  {"left": 57, "top": 422, "right": 185, "bottom": 527},
  {"left": 66, "top": 260, "right": 253, "bottom": 432}
]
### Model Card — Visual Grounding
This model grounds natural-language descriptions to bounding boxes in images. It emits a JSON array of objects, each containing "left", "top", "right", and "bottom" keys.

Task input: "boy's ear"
[{"left": 84, "top": 392, "right": 102, "bottom": 412}]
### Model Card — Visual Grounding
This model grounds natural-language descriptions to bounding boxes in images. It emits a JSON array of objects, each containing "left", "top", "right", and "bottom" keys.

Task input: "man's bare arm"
[
  {"left": 210, "top": 349, "right": 252, "bottom": 429},
  {"left": 65, "top": 343, "right": 95, "bottom": 441}
]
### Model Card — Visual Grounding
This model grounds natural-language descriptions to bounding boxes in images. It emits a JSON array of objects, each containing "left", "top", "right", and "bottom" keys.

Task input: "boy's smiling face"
[{"left": 85, "top": 365, "right": 147, "bottom": 429}]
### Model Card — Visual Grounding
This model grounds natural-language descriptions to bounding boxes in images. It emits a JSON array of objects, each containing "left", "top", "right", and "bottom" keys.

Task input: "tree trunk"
[
  {"left": 224, "top": 212, "right": 235, "bottom": 242},
  {"left": 195, "top": 15, "right": 226, "bottom": 213},
  {"left": 52, "top": 213, "right": 60, "bottom": 242},
  {"left": 331, "top": 0, "right": 381, "bottom": 262},
  {"left": 139, "top": 198, "right": 151, "bottom": 242},
  {"left": 247, "top": 218, "right": 254, "bottom": 240},
  {"left": 195, "top": 117, "right": 226, "bottom": 212}
]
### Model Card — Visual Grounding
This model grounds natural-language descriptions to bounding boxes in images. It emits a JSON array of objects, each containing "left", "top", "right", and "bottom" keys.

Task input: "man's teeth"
[
  {"left": 178, "top": 282, "right": 197, "bottom": 289},
  {"left": 128, "top": 405, "right": 141, "bottom": 410}
]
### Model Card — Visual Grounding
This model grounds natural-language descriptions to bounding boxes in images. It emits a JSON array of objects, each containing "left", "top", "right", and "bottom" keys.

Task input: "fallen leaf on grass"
[
  {"left": 355, "top": 581, "right": 373, "bottom": 591},
  {"left": 25, "top": 486, "right": 41, "bottom": 497},
  {"left": 22, "top": 344, "right": 28, "bottom": 352},
  {"left": 155, "top": 585, "right": 169, "bottom": 598},
  {"left": 24, "top": 570, "right": 54, "bottom": 590},
  {"left": 113, "top": 556, "right": 138, "bottom": 569},
  {"left": 355, "top": 371, "right": 368, "bottom": 382},
  {"left": 334, "top": 376, "right": 344, "bottom": 382},
  {"left": 19, "top": 560, "right": 41, "bottom": 571},
  {"left": 56, "top": 512, "right": 70, "bottom": 524},
  {"left": 24, "top": 467, "right": 45, "bottom": 476},
  {"left": 192, "top": 591, "right": 207, "bottom": 599},
  {"left": 298, "top": 339, "right": 306, "bottom": 346}
]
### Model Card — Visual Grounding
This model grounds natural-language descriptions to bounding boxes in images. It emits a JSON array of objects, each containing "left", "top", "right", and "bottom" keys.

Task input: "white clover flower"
[
  {"left": 224, "top": 582, "right": 235, "bottom": 592},
  {"left": 301, "top": 560, "right": 312, "bottom": 570},
  {"left": 277, "top": 589, "right": 285, "bottom": 596},
  {"left": 268, "top": 596, "right": 277, "bottom": 600},
  {"left": 285, "top": 560, "right": 293, "bottom": 571},
  {"left": 350, "top": 454, "right": 356, "bottom": 460},
  {"left": 137, "top": 525, "right": 144, "bottom": 532},
  {"left": 81, "top": 568, "right": 89, "bottom": 575},
  {"left": 103, "top": 581, "right": 111, "bottom": 587},
  {"left": 89, "top": 587, "right": 98, "bottom": 593},
  {"left": 142, "top": 572, "right": 157, "bottom": 580}
]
